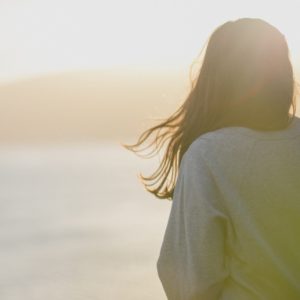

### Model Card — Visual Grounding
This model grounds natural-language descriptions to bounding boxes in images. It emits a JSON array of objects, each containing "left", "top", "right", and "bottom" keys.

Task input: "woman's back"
[
  {"left": 124, "top": 17, "right": 300, "bottom": 299},
  {"left": 157, "top": 116, "right": 300, "bottom": 299}
]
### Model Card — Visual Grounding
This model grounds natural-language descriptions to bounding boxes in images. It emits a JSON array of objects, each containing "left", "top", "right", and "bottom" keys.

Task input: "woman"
[{"left": 124, "top": 18, "right": 300, "bottom": 299}]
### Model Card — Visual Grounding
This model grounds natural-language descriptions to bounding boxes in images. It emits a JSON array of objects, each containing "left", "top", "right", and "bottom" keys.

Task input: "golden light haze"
[
  {"left": 0, "top": 1, "right": 299, "bottom": 142},
  {"left": 1, "top": 4, "right": 300, "bottom": 299}
]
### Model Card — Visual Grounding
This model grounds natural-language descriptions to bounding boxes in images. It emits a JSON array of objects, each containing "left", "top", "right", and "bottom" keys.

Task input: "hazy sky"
[{"left": 0, "top": 0, "right": 300, "bottom": 82}]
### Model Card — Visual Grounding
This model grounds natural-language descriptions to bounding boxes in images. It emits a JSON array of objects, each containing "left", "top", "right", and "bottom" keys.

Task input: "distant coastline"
[
  {"left": 0, "top": 69, "right": 188, "bottom": 143},
  {"left": 0, "top": 68, "right": 299, "bottom": 144}
]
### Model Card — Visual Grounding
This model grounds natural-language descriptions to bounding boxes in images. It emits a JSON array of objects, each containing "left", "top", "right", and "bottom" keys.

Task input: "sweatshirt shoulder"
[
  {"left": 197, "top": 127, "right": 255, "bottom": 143},
  {"left": 185, "top": 127, "right": 256, "bottom": 165},
  {"left": 181, "top": 128, "right": 256, "bottom": 188}
]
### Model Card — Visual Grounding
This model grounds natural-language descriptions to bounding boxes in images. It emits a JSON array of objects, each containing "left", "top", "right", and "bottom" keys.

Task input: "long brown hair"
[{"left": 123, "top": 18, "right": 297, "bottom": 200}]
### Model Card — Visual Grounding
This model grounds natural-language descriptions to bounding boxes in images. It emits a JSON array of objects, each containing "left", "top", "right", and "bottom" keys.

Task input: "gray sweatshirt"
[{"left": 157, "top": 116, "right": 300, "bottom": 300}]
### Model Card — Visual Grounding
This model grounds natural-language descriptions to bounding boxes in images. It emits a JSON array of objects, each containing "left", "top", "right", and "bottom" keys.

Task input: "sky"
[{"left": 0, "top": 0, "right": 300, "bottom": 82}]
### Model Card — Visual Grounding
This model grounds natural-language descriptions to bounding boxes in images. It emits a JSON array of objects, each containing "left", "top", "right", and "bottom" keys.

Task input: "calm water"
[{"left": 0, "top": 142, "right": 171, "bottom": 300}]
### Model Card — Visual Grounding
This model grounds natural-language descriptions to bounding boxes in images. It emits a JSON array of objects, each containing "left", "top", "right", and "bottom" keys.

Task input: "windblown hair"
[{"left": 124, "top": 18, "right": 298, "bottom": 200}]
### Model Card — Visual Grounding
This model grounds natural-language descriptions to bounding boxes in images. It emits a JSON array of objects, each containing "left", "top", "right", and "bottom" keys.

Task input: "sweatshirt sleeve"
[{"left": 157, "top": 141, "right": 230, "bottom": 300}]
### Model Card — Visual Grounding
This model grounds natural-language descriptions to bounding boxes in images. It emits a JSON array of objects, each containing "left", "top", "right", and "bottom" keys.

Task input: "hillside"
[{"left": 0, "top": 69, "right": 190, "bottom": 143}]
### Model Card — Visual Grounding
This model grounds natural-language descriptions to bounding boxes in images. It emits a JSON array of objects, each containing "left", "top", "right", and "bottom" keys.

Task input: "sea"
[{"left": 0, "top": 141, "right": 171, "bottom": 300}]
